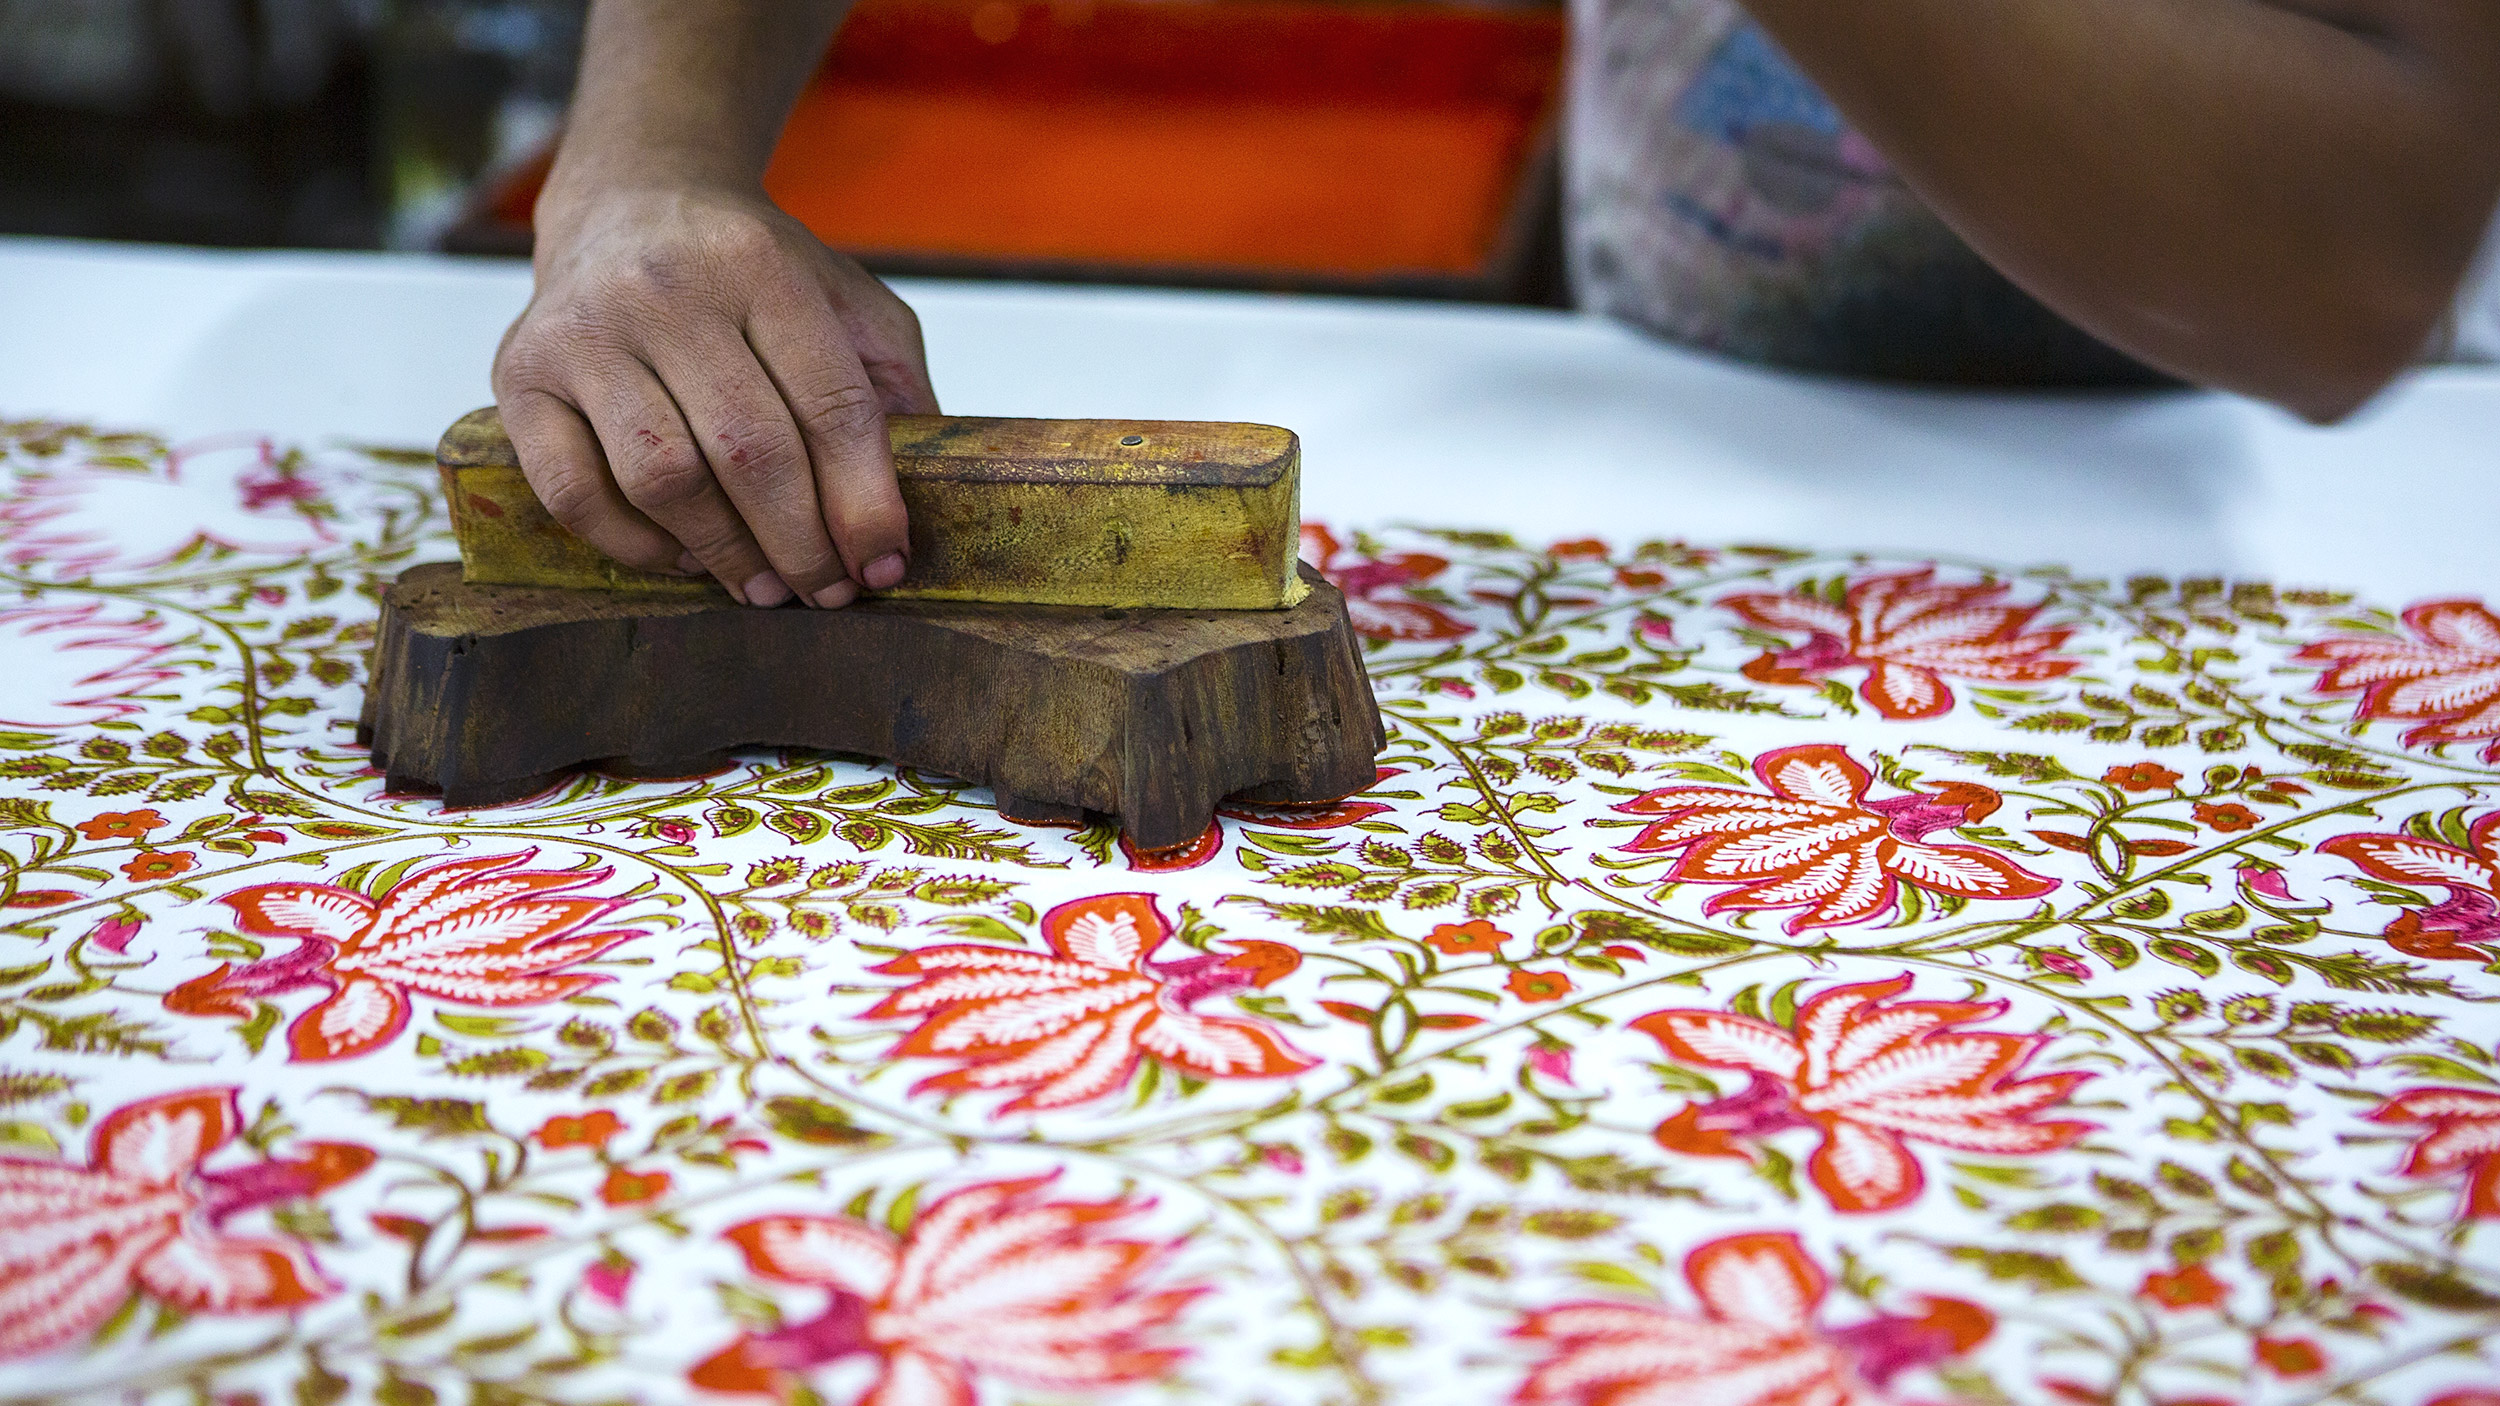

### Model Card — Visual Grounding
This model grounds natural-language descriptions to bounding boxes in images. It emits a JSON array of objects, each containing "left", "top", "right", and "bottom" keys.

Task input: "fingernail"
[
  {"left": 676, "top": 552, "right": 702, "bottom": 576},
  {"left": 810, "top": 580, "right": 858, "bottom": 610},
  {"left": 744, "top": 572, "right": 792, "bottom": 608},
  {"left": 864, "top": 553, "right": 907, "bottom": 591}
]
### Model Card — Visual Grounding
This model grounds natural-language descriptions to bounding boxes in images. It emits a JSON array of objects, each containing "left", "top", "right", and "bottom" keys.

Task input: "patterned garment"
[
  {"left": 0, "top": 418, "right": 2496, "bottom": 1404},
  {"left": 1564, "top": 0, "right": 2500, "bottom": 377}
]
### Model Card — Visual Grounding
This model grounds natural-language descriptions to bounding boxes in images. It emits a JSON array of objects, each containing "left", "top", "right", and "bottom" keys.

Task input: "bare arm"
[
  {"left": 1735, "top": 0, "right": 2500, "bottom": 420},
  {"left": 494, "top": 0, "right": 935, "bottom": 608}
]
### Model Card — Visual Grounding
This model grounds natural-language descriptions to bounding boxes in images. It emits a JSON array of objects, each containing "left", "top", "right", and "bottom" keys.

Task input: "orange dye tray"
[{"left": 459, "top": 0, "right": 1565, "bottom": 299}]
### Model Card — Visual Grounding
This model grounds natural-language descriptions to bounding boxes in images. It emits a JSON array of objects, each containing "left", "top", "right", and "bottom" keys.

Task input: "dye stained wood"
[
  {"left": 441, "top": 407, "right": 1306, "bottom": 609},
  {"left": 358, "top": 562, "right": 1385, "bottom": 848}
]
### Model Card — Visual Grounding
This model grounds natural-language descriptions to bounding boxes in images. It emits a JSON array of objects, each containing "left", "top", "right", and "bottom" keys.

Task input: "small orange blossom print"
[
  {"left": 120, "top": 850, "right": 194, "bottom": 882},
  {"left": 600, "top": 1167, "right": 671, "bottom": 1206},
  {"left": 535, "top": 1111, "right": 625, "bottom": 1149},
  {"left": 2194, "top": 801, "right": 2261, "bottom": 832},
  {"left": 1427, "top": 920, "right": 1509, "bottom": 955},
  {"left": 77, "top": 808, "right": 166, "bottom": 840},
  {"left": 2102, "top": 762, "right": 2181, "bottom": 792},
  {"left": 2138, "top": 1265, "right": 2227, "bottom": 1309},
  {"left": 1507, "top": 970, "right": 1572, "bottom": 1002},
  {"left": 2254, "top": 1336, "right": 2325, "bottom": 1377}
]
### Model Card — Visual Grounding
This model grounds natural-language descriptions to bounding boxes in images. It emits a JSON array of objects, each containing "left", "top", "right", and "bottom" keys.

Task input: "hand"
[{"left": 491, "top": 184, "right": 937, "bottom": 607}]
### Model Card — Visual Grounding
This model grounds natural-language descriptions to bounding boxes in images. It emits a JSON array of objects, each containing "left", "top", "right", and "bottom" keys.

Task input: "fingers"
[
  {"left": 747, "top": 295, "right": 912, "bottom": 594},
  {"left": 497, "top": 388, "right": 688, "bottom": 575},
  {"left": 575, "top": 362, "right": 780, "bottom": 605},
  {"left": 648, "top": 330, "right": 858, "bottom": 607},
  {"left": 827, "top": 263, "right": 941, "bottom": 415}
]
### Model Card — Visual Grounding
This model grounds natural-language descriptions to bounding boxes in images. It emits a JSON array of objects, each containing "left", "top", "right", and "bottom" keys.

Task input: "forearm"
[
  {"left": 1736, "top": 0, "right": 2500, "bottom": 419},
  {"left": 544, "top": 0, "right": 848, "bottom": 221}
]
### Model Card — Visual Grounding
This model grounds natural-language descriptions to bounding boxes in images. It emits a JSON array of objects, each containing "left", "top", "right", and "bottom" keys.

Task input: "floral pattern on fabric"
[{"left": 0, "top": 421, "right": 2494, "bottom": 1404}]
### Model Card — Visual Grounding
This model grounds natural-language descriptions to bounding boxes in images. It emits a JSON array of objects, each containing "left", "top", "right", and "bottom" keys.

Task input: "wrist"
[{"left": 536, "top": 142, "right": 766, "bottom": 246}]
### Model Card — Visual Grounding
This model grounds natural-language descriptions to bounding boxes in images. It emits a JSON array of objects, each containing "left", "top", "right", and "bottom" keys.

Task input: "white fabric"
[{"left": 0, "top": 236, "right": 2494, "bottom": 602}]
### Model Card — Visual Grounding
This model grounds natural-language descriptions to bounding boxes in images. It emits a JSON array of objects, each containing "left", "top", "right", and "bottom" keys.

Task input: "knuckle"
[
  {"left": 613, "top": 441, "right": 714, "bottom": 511},
  {"left": 706, "top": 417, "right": 807, "bottom": 486},
  {"left": 792, "top": 380, "right": 885, "bottom": 440},
  {"left": 530, "top": 468, "right": 606, "bottom": 529}
]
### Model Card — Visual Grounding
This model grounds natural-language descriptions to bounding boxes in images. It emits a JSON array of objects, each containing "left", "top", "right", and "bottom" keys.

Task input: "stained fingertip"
[
  {"left": 745, "top": 572, "right": 793, "bottom": 608},
  {"left": 863, "top": 552, "right": 907, "bottom": 591},
  {"left": 676, "top": 551, "right": 703, "bottom": 576},
  {"left": 809, "top": 579, "right": 858, "bottom": 610}
]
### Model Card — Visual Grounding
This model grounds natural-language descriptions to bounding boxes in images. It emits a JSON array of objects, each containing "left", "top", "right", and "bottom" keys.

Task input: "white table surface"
[{"left": 4, "top": 235, "right": 2491, "bottom": 601}]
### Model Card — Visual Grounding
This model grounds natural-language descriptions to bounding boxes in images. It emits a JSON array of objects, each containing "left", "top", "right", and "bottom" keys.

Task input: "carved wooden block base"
[{"left": 357, "top": 562, "right": 1385, "bottom": 848}]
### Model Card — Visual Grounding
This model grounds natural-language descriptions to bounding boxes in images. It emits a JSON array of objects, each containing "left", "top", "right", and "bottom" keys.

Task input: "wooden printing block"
[
  {"left": 361, "top": 409, "right": 1385, "bottom": 846},
  {"left": 439, "top": 407, "right": 1310, "bottom": 610}
]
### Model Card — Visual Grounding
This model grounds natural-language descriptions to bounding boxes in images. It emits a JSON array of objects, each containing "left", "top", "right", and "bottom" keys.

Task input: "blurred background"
[{"left": 0, "top": 0, "right": 1566, "bottom": 302}]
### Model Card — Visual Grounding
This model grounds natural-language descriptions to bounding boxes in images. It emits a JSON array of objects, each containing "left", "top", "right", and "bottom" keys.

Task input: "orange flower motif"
[
  {"left": 1615, "top": 566, "right": 1667, "bottom": 590},
  {"left": 165, "top": 850, "right": 645, "bottom": 1062},
  {"left": 1507, "top": 970, "right": 1573, "bottom": 1002},
  {"left": 1427, "top": 919, "right": 1509, "bottom": 955},
  {"left": 2139, "top": 1264, "right": 2228, "bottom": 1309},
  {"left": 534, "top": 1111, "right": 625, "bottom": 1150},
  {"left": 1614, "top": 744, "right": 2056, "bottom": 932},
  {"left": 2367, "top": 1086, "right": 2500, "bottom": 1219},
  {"left": 1634, "top": 974, "right": 2094, "bottom": 1213},
  {"left": 866, "top": 893, "right": 1317, "bottom": 1113},
  {"left": 1515, "top": 1230, "right": 1990, "bottom": 1406},
  {"left": 1550, "top": 538, "right": 1609, "bottom": 559},
  {"left": 76, "top": 808, "right": 165, "bottom": 840},
  {"left": 599, "top": 1168, "right": 671, "bottom": 1206},
  {"left": 2296, "top": 598, "right": 2500, "bottom": 762},
  {"left": 2319, "top": 814, "right": 2500, "bottom": 962},
  {"left": 691, "top": 1175, "right": 1200, "bottom": 1402},
  {"left": 2103, "top": 762, "right": 2182, "bottom": 792},
  {"left": 0, "top": 1087, "right": 372, "bottom": 1358},
  {"left": 120, "top": 849, "right": 194, "bottom": 882},
  {"left": 1720, "top": 568, "right": 2079, "bottom": 720},
  {"left": 2193, "top": 802, "right": 2261, "bottom": 832},
  {"left": 2255, "top": 1336, "right": 2326, "bottom": 1377}
]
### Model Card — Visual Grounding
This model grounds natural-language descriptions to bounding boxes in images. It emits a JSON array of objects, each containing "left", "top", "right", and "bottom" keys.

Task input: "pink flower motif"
[
  {"left": 1613, "top": 744, "right": 2057, "bottom": 932},
  {"left": 1431, "top": 678, "right": 1479, "bottom": 699},
  {"left": 0, "top": 434, "right": 338, "bottom": 580},
  {"left": 690, "top": 1175, "right": 1201, "bottom": 1401},
  {"left": 2296, "top": 599, "right": 2500, "bottom": 762},
  {"left": 85, "top": 916, "right": 141, "bottom": 955},
  {"left": 2236, "top": 863, "right": 2297, "bottom": 903},
  {"left": 1514, "top": 1230, "right": 1992, "bottom": 1405},
  {"left": 165, "top": 851, "right": 645, "bottom": 1061},
  {"left": 1259, "top": 1145, "right": 1305, "bottom": 1175},
  {"left": 866, "top": 893, "right": 1318, "bottom": 1112},
  {"left": 2318, "top": 813, "right": 2500, "bottom": 962},
  {"left": 583, "top": 1254, "right": 635, "bottom": 1307},
  {"left": 1526, "top": 1044, "right": 1575, "bottom": 1086},
  {"left": 2368, "top": 1087, "right": 2500, "bottom": 1220},
  {"left": 1300, "top": 523, "right": 1473, "bottom": 642},
  {"left": 0, "top": 602, "right": 181, "bottom": 729},
  {"left": 1638, "top": 616, "right": 1677, "bottom": 643},
  {"left": 1634, "top": 974, "right": 2095, "bottom": 1213},
  {"left": 653, "top": 821, "right": 696, "bottom": 845},
  {"left": 0, "top": 1087, "right": 373, "bottom": 1358},
  {"left": 1720, "top": 568, "right": 2079, "bottom": 720}
]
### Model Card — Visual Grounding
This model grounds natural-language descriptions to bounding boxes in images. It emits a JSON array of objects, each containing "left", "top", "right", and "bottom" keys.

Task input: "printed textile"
[{"left": 1, "top": 418, "right": 2497, "bottom": 1406}]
